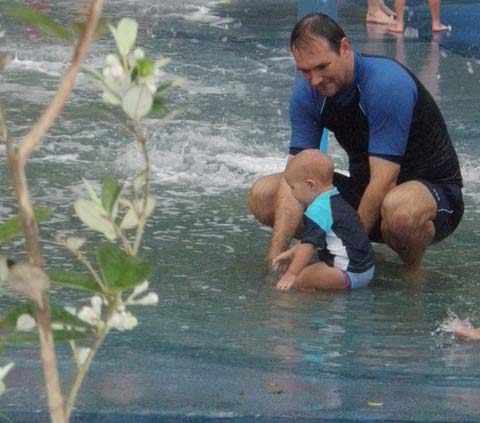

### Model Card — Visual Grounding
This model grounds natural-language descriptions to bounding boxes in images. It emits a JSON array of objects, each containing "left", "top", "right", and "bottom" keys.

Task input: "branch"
[
  {"left": 132, "top": 121, "right": 150, "bottom": 256},
  {"left": 17, "top": 0, "right": 104, "bottom": 162},
  {"left": 2, "top": 1, "right": 105, "bottom": 422}
]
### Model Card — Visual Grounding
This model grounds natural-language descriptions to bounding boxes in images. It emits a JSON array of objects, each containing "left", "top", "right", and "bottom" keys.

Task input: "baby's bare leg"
[{"left": 296, "top": 262, "right": 346, "bottom": 290}]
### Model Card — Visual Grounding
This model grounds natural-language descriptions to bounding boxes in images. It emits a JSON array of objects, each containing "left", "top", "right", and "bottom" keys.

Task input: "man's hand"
[
  {"left": 276, "top": 271, "right": 297, "bottom": 291},
  {"left": 272, "top": 248, "right": 294, "bottom": 272}
]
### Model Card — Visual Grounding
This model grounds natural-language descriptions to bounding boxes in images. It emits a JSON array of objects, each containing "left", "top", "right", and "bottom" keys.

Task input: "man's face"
[{"left": 292, "top": 37, "right": 352, "bottom": 97}]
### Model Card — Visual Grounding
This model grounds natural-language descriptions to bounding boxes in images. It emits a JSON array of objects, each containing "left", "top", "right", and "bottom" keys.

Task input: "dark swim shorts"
[{"left": 332, "top": 172, "right": 464, "bottom": 244}]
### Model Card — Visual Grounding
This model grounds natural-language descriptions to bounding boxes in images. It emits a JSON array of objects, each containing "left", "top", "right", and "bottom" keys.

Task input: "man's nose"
[{"left": 310, "top": 71, "right": 323, "bottom": 87}]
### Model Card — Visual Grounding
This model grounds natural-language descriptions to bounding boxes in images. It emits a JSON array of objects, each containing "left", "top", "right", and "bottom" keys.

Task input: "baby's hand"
[
  {"left": 272, "top": 250, "right": 293, "bottom": 272},
  {"left": 276, "top": 272, "right": 296, "bottom": 291}
]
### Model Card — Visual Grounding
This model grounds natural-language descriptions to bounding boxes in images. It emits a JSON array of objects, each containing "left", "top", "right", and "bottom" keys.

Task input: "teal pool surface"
[{"left": 1, "top": 0, "right": 480, "bottom": 421}]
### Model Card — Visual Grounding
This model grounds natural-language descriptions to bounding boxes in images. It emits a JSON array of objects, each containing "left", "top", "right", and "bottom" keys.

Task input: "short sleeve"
[
  {"left": 302, "top": 215, "right": 327, "bottom": 249},
  {"left": 289, "top": 79, "right": 324, "bottom": 152},
  {"left": 364, "top": 66, "right": 417, "bottom": 159}
]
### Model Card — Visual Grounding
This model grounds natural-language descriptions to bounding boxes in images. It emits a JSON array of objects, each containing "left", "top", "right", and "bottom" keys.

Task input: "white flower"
[
  {"left": 133, "top": 48, "right": 144, "bottom": 60},
  {"left": 108, "top": 310, "right": 138, "bottom": 331},
  {"left": 105, "top": 54, "right": 120, "bottom": 66},
  {"left": 16, "top": 314, "right": 36, "bottom": 332},
  {"left": 0, "top": 363, "right": 14, "bottom": 397},
  {"left": 78, "top": 296, "right": 103, "bottom": 328},
  {"left": 126, "top": 281, "right": 158, "bottom": 306},
  {"left": 65, "top": 306, "right": 77, "bottom": 316},
  {"left": 132, "top": 281, "right": 149, "bottom": 296},
  {"left": 110, "top": 62, "right": 124, "bottom": 78},
  {"left": 75, "top": 347, "right": 91, "bottom": 367},
  {"left": 66, "top": 237, "right": 86, "bottom": 252},
  {"left": 129, "top": 292, "right": 158, "bottom": 306}
]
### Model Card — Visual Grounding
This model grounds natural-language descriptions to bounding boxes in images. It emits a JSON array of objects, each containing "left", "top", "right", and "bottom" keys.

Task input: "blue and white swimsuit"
[{"left": 302, "top": 188, "right": 375, "bottom": 289}]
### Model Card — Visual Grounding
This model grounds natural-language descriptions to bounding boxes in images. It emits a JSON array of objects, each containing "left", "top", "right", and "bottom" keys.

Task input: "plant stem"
[
  {"left": 132, "top": 121, "right": 150, "bottom": 256},
  {"left": 18, "top": 1, "right": 104, "bottom": 161},
  {"left": 2, "top": 2, "right": 104, "bottom": 422},
  {"left": 65, "top": 296, "right": 117, "bottom": 421},
  {"left": 73, "top": 249, "right": 106, "bottom": 291},
  {"left": 65, "top": 328, "right": 107, "bottom": 421}
]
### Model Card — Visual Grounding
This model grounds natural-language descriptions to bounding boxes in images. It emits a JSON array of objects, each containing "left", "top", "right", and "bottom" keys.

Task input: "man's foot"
[
  {"left": 402, "top": 266, "right": 426, "bottom": 287},
  {"left": 366, "top": 10, "right": 394, "bottom": 25},
  {"left": 432, "top": 23, "right": 449, "bottom": 32}
]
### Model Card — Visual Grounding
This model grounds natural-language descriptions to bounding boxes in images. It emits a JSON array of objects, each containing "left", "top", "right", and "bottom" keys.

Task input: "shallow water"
[{"left": 1, "top": 0, "right": 480, "bottom": 421}]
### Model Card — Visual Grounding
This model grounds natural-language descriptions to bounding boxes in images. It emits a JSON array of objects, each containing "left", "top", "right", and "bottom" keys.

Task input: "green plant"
[{"left": 0, "top": 3, "right": 173, "bottom": 422}]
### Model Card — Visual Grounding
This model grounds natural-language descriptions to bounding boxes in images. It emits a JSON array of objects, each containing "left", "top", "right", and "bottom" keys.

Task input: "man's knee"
[
  {"left": 381, "top": 184, "right": 436, "bottom": 241},
  {"left": 248, "top": 173, "right": 282, "bottom": 226}
]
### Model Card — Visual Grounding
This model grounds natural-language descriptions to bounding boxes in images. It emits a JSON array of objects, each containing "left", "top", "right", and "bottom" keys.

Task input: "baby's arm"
[
  {"left": 272, "top": 242, "right": 299, "bottom": 272},
  {"left": 276, "top": 243, "right": 314, "bottom": 290}
]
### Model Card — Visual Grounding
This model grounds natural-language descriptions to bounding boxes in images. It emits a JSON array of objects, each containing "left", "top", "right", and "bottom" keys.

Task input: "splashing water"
[{"left": 435, "top": 311, "right": 476, "bottom": 338}]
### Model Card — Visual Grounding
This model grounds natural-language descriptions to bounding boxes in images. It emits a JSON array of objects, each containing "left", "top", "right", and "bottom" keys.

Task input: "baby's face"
[{"left": 287, "top": 178, "right": 314, "bottom": 208}]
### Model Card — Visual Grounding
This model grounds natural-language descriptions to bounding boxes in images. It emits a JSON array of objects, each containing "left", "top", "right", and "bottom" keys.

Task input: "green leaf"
[
  {"left": 156, "top": 81, "right": 173, "bottom": 94},
  {"left": 96, "top": 243, "right": 151, "bottom": 293},
  {"left": 82, "top": 178, "right": 100, "bottom": 204},
  {"left": 136, "top": 59, "right": 154, "bottom": 77},
  {"left": 48, "top": 270, "right": 102, "bottom": 293},
  {"left": 110, "top": 18, "right": 138, "bottom": 57},
  {"left": 4, "top": 330, "right": 85, "bottom": 344},
  {"left": 71, "top": 17, "right": 109, "bottom": 41},
  {"left": 122, "top": 84, "right": 153, "bottom": 121},
  {"left": 120, "top": 196, "right": 156, "bottom": 230},
  {"left": 0, "top": 207, "right": 52, "bottom": 243},
  {"left": 0, "top": 302, "right": 90, "bottom": 330},
  {"left": 151, "top": 94, "right": 166, "bottom": 114},
  {"left": 74, "top": 198, "right": 116, "bottom": 240},
  {"left": 101, "top": 177, "right": 122, "bottom": 216},
  {"left": 52, "top": 330, "right": 87, "bottom": 342},
  {"left": 0, "top": 304, "right": 34, "bottom": 330},
  {"left": 49, "top": 303, "right": 91, "bottom": 329},
  {"left": 4, "top": 5, "right": 70, "bottom": 41}
]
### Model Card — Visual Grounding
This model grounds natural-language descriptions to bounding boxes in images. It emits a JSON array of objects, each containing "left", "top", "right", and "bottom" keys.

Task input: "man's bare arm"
[
  {"left": 357, "top": 156, "right": 400, "bottom": 234},
  {"left": 267, "top": 155, "right": 304, "bottom": 265}
]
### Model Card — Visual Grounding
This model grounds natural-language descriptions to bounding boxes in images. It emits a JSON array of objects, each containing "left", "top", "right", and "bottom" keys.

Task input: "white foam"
[
  {"left": 461, "top": 160, "right": 480, "bottom": 185},
  {"left": 167, "top": 6, "right": 234, "bottom": 28},
  {"left": 10, "top": 56, "right": 65, "bottom": 77},
  {"left": 434, "top": 311, "right": 475, "bottom": 337}
]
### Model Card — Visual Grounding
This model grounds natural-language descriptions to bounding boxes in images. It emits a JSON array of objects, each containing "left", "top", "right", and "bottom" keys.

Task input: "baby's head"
[{"left": 284, "top": 149, "right": 334, "bottom": 207}]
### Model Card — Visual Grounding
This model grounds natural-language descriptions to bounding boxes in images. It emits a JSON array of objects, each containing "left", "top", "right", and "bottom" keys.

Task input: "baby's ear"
[{"left": 306, "top": 178, "right": 316, "bottom": 188}]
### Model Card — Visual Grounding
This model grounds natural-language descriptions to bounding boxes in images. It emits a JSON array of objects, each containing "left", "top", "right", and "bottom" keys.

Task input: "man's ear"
[{"left": 340, "top": 37, "right": 351, "bottom": 55}]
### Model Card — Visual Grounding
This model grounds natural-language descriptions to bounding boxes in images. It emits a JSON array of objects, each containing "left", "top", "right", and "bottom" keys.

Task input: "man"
[{"left": 248, "top": 13, "right": 463, "bottom": 273}]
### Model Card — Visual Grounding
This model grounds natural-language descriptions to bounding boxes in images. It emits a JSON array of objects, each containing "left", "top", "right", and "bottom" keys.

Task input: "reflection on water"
[{"left": 1, "top": 0, "right": 480, "bottom": 421}]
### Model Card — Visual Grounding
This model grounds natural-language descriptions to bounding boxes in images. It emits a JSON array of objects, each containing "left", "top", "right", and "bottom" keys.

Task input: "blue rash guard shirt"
[
  {"left": 289, "top": 53, "right": 463, "bottom": 190},
  {"left": 303, "top": 188, "right": 375, "bottom": 273}
]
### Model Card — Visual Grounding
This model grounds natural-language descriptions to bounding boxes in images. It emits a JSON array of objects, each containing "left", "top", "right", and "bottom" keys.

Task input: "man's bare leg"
[
  {"left": 379, "top": 0, "right": 396, "bottom": 18},
  {"left": 428, "top": 0, "right": 449, "bottom": 32},
  {"left": 387, "top": 0, "right": 406, "bottom": 33},
  {"left": 366, "top": 0, "right": 394, "bottom": 25},
  {"left": 380, "top": 181, "right": 437, "bottom": 271},
  {"left": 248, "top": 173, "right": 303, "bottom": 268}
]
